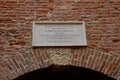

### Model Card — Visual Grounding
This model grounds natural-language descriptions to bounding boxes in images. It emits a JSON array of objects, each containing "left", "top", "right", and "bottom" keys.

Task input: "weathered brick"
[{"left": 0, "top": 0, "right": 120, "bottom": 80}]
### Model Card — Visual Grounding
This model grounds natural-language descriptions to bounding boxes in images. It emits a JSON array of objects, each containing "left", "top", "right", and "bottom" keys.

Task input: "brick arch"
[
  {"left": 70, "top": 48, "right": 120, "bottom": 79},
  {"left": 0, "top": 48, "right": 120, "bottom": 80},
  {"left": 0, "top": 48, "right": 52, "bottom": 80}
]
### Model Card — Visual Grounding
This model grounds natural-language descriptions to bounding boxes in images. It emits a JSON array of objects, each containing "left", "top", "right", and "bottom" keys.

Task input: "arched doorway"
[{"left": 13, "top": 64, "right": 116, "bottom": 80}]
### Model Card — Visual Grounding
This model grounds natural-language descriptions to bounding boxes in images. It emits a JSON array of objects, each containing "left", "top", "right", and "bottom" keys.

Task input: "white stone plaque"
[{"left": 32, "top": 21, "right": 87, "bottom": 46}]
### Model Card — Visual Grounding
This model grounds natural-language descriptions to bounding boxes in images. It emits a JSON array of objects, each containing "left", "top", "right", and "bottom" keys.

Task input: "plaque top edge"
[{"left": 33, "top": 21, "right": 85, "bottom": 24}]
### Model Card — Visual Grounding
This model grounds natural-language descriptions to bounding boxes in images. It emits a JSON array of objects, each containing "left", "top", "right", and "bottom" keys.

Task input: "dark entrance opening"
[{"left": 13, "top": 64, "right": 116, "bottom": 80}]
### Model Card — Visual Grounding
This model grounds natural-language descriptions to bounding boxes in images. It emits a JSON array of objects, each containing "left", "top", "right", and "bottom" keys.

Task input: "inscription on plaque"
[{"left": 32, "top": 21, "right": 87, "bottom": 46}]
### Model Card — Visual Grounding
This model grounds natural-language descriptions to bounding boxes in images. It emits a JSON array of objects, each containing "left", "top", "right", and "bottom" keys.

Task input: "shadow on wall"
[{"left": 13, "top": 64, "right": 116, "bottom": 80}]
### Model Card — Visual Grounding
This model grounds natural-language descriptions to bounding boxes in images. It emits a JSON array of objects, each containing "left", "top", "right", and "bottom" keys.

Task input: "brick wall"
[{"left": 0, "top": 0, "right": 120, "bottom": 80}]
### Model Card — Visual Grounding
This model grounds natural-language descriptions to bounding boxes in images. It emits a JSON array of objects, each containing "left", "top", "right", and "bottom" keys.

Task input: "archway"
[{"left": 13, "top": 64, "right": 116, "bottom": 80}]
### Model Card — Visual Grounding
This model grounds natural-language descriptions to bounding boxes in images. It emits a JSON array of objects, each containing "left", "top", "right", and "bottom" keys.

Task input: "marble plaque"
[{"left": 32, "top": 21, "right": 87, "bottom": 46}]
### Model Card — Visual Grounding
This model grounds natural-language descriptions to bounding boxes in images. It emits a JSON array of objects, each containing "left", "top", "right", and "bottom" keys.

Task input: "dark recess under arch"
[{"left": 13, "top": 64, "right": 116, "bottom": 80}]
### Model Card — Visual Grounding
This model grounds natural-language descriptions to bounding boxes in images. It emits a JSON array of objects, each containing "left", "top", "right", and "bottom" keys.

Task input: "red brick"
[{"left": 0, "top": 0, "right": 120, "bottom": 80}]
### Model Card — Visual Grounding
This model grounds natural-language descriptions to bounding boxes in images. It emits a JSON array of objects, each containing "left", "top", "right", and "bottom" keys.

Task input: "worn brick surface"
[
  {"left": 0, "top": 0, "right": 120, "bottom": 80},
  {"left": 71, "top": 48, "right": 120, "bottom": 79}
]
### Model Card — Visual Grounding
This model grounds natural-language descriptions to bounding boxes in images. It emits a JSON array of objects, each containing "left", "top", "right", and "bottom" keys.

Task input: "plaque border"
[{"left": 32, "top": 21, "right": 87, "bottom": 47}]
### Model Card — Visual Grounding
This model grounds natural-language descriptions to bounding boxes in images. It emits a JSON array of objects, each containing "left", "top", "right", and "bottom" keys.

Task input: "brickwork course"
[{"left": 0, "top": 0, "right": 120, "bottom": 80}]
